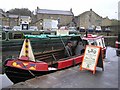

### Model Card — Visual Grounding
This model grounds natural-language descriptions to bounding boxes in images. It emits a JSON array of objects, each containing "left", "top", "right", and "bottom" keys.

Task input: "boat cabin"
[{"left": 82, "top": 34, "right": 106, "bottom": 58}]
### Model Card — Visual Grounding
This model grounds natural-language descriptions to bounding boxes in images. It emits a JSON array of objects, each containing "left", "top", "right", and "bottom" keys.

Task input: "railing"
[{"left": 1, "top": 30, "right": 79, "bottom": 41}]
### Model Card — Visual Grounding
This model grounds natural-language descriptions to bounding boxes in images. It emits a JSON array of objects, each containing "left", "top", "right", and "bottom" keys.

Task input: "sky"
[{"left": 0, "top": 0, "right": 119, "bottom": 19}]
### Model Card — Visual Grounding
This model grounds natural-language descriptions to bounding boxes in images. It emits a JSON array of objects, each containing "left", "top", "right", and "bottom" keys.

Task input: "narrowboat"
[
  {"left": 4, "top": 33, "right": 106, "bottom": 83},
  {"left": 82, "top": 34, "right": 106, "bottom": 58},
  {"left": 4, "top": 34, "right": 84, "bottom": 83}
]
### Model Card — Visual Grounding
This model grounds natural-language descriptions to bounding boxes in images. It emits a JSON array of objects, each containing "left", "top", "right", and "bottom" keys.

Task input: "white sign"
[
  {"left": 81, "top": 45, "right": 101, "bottom": 71},
  {"left": 51, "top": 20, "right": 58, "bottom": 29},
  {"left": 43, "top": 19, "right": 52, "bottom": 29},
  {"left": 56, "top": 30, "right": 69, "bottom": 35},
  {"left": 43, "top": 19, "right": 58, "bottom": 30}
]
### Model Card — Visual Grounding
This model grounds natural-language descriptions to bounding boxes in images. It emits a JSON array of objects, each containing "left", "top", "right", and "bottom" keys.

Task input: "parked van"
[
  {"left": 87, "top": 27, "right": 94, "bottom": 32},
  {"left": 68, "top": 27, "right": 76, "bottom": 31},
  {"left": 12, "top": 26, "right": 21, "bottom": 31},
  {"left": 95, "top": 26, "right": 102, "bottom": 32},
  {"left": 60, "top": 26, "right": 68, "bottom": 30},
  {"left": 29, "top": 26, "right": 38, "bottom": 31},
  {"left": 80, "top": 27, "right": 85, "bottom": 32}
]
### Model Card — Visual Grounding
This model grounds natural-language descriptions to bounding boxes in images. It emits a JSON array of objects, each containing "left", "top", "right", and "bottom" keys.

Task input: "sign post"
[{"left": 80, "top": 45, "right": 104, "bottom": 74}]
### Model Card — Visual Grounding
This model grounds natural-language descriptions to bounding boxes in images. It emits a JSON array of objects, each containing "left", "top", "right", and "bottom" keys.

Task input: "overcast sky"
[{"left": 0, "top": 0, "right": 119, "bottom": 19}]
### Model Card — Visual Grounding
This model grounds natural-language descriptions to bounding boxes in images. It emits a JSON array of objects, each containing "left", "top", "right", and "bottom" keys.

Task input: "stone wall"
[
  {"left": 2, "top": 18, "right": 19, "bottom": 28},
  {"left": 102, "top": 17, "right": 112, "bottom": 26},
  {"left": 2, "top": 18, "right": 9, "bottom": 26}
]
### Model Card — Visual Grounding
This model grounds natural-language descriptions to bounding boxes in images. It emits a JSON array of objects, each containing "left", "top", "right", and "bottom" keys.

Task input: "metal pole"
[{"left": 59, "top": 36, "right": 71, "bottom": 57}]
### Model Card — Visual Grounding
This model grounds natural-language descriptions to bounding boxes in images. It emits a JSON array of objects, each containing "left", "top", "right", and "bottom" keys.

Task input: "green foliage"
[{"left": 6, "top": 8, "right": 32, "bottom": 16}]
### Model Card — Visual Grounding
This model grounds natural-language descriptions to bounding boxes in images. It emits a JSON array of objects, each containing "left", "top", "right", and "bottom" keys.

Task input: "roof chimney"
[
  {"left": 90, "top": 9, "right": 92, "bottom": 11},
  {"left": 70, "top": 8, "right": 72, "bottom": 12},
  {"left": 37, "top": 6, "right": 39, "bottom": 10}
]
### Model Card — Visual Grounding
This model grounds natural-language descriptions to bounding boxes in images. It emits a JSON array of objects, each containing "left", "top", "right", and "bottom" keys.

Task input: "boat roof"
[
  {"left": 82, "top": 35, "right": 103, "bottom": 40},
  {"left": 24, "top": 34, "right": 81, "bottom": 39}
]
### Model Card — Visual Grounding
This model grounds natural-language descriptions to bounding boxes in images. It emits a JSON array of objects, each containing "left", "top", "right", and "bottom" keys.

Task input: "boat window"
[
  {"left": 99, "top": 42, "right": 101, "bottom": 46},
  {"left": 94, "top": 41, "right": 97, "bottom": 46},
  {"left": 101, "top": 38, "right": 105, "bottom": 47},
  {"left": 91, "top": 42, "right": 94, "bottom": 45},
  {"left": 99, "top": 39, "right": 104, "bottom": 48},
  {"left": 96, "top": 39, "right": 104, "bottom": 48}
]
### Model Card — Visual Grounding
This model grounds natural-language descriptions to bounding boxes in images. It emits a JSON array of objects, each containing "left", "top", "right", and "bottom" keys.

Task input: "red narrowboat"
[{"left": 4, "top": 34, "right": 84, "bottom": 83}]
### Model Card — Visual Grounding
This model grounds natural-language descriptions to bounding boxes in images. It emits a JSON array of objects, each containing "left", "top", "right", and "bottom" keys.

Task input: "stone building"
[
  {"left": 8, "top": 14, "right": 19, "bottom": 28},
  {"left": 76, "top": 9, "right": 111, "bottom": 29},
  {"left": 0, "top": 8, "right": 32, "bottom": 28},
  {"left": 102, "top": 17, "right": 112, "bottom": 26},
  {"left": 1, "top": 12, "right": 31, "bottom": 28},
  {"left": 19, "top": 16, "right": 31, "bottom": 24},
  {"left": 8, "top": 15, "right": 31, "bottom": 28},
  {"left": 118, "top": 1, "right": 120, "bottom": 20},
  {"left": 33, "top": 7, "right": 74, "bottom": 29},
  {"left": 0, "top": 9, "right": 7, "bottom": 26}
]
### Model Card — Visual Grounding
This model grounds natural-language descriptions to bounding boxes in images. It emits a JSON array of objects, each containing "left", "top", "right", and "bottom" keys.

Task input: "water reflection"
[{"left": 0, "top": 74, "right": 13, "bottom": 89}]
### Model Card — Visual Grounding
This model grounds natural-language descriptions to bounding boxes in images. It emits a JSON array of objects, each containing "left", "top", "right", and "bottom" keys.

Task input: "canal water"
[
  {"left": 105, "top": 46, "right": 117, "bottom": 59},
  {"left": 0, "top": 74, "right": 13, "bottom": 89},
  {"left": 0, "top": 46, "right": 117, "bottom": 89}
]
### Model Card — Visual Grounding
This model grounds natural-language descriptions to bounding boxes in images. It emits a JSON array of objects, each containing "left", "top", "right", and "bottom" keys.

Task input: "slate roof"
[
  {"left": 8, "top": 14, "right": 19, "bottom": 18},
  {"left": 20, "top": 16, "right": 30, "bottom": 18},
  {"left": 37, "top": 9, "right": 73, "bottom": 16},
  {"left": 0, "top": 9, "right": 7, "bottom": 17},
  {"left": 8, "top": 15, "right": 30, "bottom": 19}
]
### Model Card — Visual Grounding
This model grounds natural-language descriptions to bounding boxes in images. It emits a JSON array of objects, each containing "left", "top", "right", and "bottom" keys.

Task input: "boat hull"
[
  {"left": 4, "top": 55, "right": 83, "bottom": 83},
  {"left": 5, "top": 66, "right": 55, "bottom": 83}
]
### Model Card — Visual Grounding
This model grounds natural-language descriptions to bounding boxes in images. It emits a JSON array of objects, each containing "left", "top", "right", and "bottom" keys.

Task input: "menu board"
[{"left": 80, "top": 45, "right": 101, "bottom": 74}]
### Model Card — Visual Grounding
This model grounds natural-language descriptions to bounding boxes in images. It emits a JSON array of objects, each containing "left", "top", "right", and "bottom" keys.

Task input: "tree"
[{"left": 6, "top": 8, "right": 32, "bottom": 16}]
